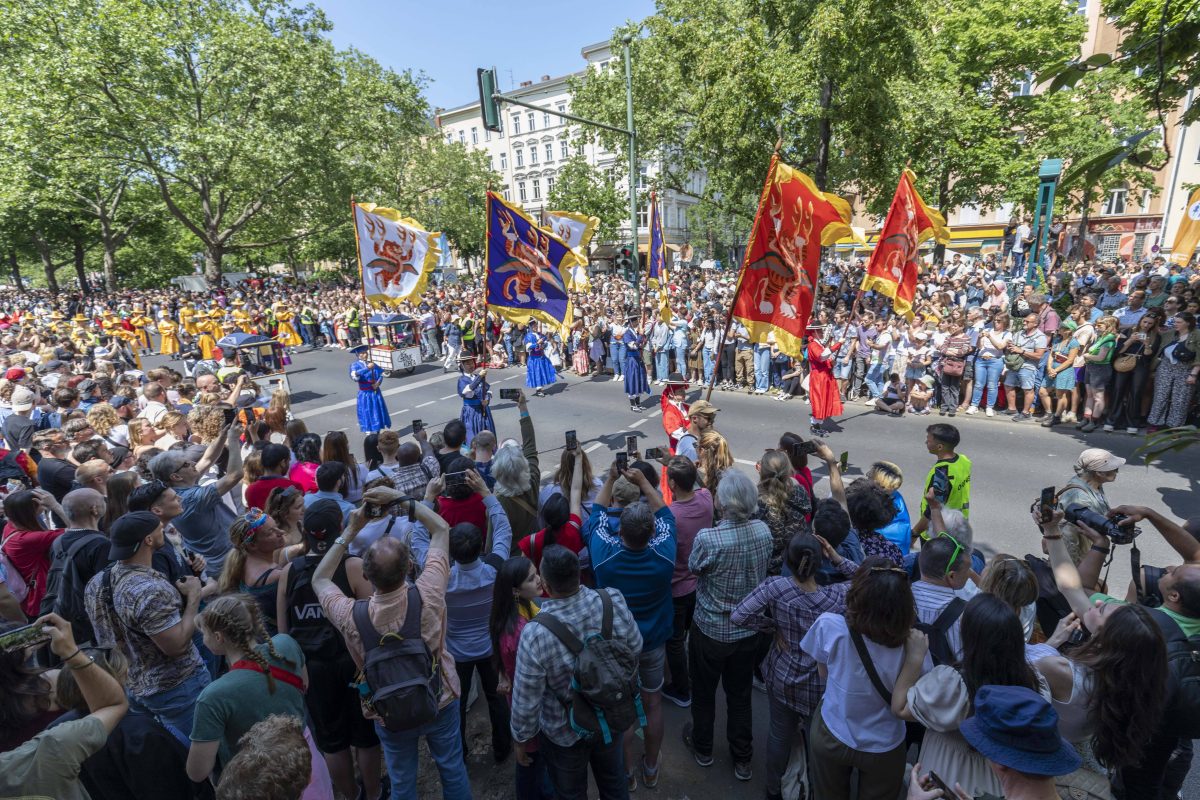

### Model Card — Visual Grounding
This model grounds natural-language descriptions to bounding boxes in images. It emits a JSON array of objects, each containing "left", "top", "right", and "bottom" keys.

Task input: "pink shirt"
[
  {"left": 668, "top": 488, "right": 714, "bottom": 597},
  {"left": 288, "top": 461, "right": 319, "bottom": 494}
]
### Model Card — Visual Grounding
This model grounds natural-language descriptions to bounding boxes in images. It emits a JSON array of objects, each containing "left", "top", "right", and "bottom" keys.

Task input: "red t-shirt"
[
  {"left": 437, "top": 493, "right": 487, "bottom": 531},
  {"left": 1, "top": 523, "right": 66, "bottom": 616},
  {"left": 518, "top": 513, "right": 583, "bottom": 569},
  {"left": 245, "top": 476, "right": 304, "bottom": 512}
]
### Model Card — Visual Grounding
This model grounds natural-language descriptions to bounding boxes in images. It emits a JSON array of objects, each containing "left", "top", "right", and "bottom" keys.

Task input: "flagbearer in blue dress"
[
  {"left": 523, "top": 321, "right": 557, "bottom": 397},
  {"left": 349, "top": 345, "right": 391, "bottom": 433},
  {"left": 623, "top": 315, "right": 650, "bottom": 411},
  {"left": 457, "top": 352, "right": 495, "bottom": 443}
]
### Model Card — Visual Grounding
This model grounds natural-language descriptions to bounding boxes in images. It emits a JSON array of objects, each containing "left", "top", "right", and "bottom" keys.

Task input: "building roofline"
[
  {"left": 581, "top": 40, "right": 612, "bottom": 56},
  {"left": 436, "top": 68, "right": 585, "bottom": 121}
]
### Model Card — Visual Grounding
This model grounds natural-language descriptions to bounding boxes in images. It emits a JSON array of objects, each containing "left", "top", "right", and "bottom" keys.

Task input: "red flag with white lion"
[{"left": 730, "top": 156, "right": 857, "bottom": 357}]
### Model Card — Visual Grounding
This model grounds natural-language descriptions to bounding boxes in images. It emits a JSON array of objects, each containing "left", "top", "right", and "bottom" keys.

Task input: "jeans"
[
  {"left": 320, "top": 322, "right": 336, "bottom": 345},
  {"left": 298, "top": 323, "right": 312, "bottom": 346},
  {"left": 443, "top": 343, "right": 461, "bottom": 371},
  {"left": 766, "top": 695, "right": 808, "bottom": 795},
  {"left": 514, "top": 746, "right": 555, "bottom": 800},
  {"left": 971, "top": 357, "right": 1003, "bottom": 408},
  {"left": 688, "top": 627, "right": 759, "bottom": 762},
  {"left": 665, "top": 591, "right": 696, "bottom": 696},
  {"left": 422, "top": 328, "right": 441, "bottom": 359},
  {"left": 864, "top": 361, "right": 887, "bottom": 399},
  {"left": 129, "top": 668, "right": 211, "bottom": 747},
  {"left": 654, "top": 349, "right": 669, "bottom": 381},
  {"left": 939, "top": 373, "right": 962, "bottom": 411},
  {"left": 850, "top": 356, "right": 869, "bottom": 398},
  {"left": 608, "top": 340, "right": 623, "bottom": 376},
  {"left": 702, "top": 348, "right": 715, "bottom": 385},
  {"left": 377, "top": 700, "right": 471, "bottom": 800},
  {"left": 455, "top": 657, "right": 511, "bottom": 759},
  {"left": 673, "top": 344, "right": 688, "bottom": 376},
  {"left": 540, "top": 733, "right": 628, "bottom": 800},
  {"left": 753, "top": 346, "right": 771, "bottom": 391},
  {"left": 1012, "top": 249, "right": 1027, "bottom": 276},
  {"left": 720, "top": 344, "right": 736, "bottom": 383}
]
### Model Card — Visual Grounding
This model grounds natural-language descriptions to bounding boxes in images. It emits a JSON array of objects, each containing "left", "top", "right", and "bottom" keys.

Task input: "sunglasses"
[{"left": 918, "top": 530, "right": 965, "bottom": 575}]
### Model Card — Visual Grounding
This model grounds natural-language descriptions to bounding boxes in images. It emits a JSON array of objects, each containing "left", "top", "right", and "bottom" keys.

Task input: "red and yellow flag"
[
  {"left": 860, "top": 169, "right": 950, "bottom": 320},
  {"left": 731, "top": 155, "right": 856, "bottom": 357}
]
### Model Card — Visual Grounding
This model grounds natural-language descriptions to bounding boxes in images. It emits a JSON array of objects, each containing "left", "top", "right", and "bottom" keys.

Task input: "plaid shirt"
[
  {"left": 732, "top": 560, "right": 858, "bottom": 716},
  {"left": 688, "top": 519, "right": 773, "bottom": 642},
  {"left": 509, "top": 586, "right": 642, "bottom": 747}
]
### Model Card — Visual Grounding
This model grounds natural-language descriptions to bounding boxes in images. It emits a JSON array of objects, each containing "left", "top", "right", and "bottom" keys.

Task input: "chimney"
[
  {"left": 519, "top": 80, "right": 533, "bottom": 88},
  {"left": 540, "top": 74, "right": 551, "bottom": 82}
]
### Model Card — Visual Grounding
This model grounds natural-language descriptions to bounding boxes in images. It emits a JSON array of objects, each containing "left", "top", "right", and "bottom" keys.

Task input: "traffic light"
[
  {"left": 616, "top": 245, "right": 633, "bottom": 276},
  {"left": 477, "top": 68, "right": 501, "bottom": 133}
]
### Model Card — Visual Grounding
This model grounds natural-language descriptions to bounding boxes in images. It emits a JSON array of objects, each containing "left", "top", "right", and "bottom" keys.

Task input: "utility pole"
[{"left": 622, "top": 34, "right": 641, "bottom": 309}]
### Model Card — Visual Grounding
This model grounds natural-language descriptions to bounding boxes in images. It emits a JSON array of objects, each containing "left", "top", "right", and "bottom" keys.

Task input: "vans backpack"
[
  {"left": 351, "top": 587, "right": 440, "bottom": 732},
  {"left": 1148, "top": 608, "right": 1200, "bottom": 738},
  {"left": 533, "top": 588, "right": 646, "bottom": 744}
]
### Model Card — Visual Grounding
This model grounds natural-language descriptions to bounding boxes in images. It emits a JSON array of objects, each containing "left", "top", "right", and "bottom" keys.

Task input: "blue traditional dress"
[
  {"left": 350, "top": 358, "right": 390, "bottom": 433},
  {"left": 622, "top": 328, "right": 650, "bottom": 397},
  {"left": 524, "top": 331, "right": 557, "bottom": 389},
  {"left": 458, "top": 370, "right": 495, "bottom": 443}
]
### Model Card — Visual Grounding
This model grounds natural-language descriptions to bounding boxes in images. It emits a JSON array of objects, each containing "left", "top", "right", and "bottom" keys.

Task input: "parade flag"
[
  {"left": 647, "top": 192, "right": 671, "bottom": 323},
  {"left": 544, "top": 210, "right": 599, "bottom": 290},
  {"left": 485, "top": 191, "right": 577, "bottom": 334},
  {"left": 352, "top": 202, "right": 440, "bottom": 305},
  {"left": 859, "top": 169, "right": 950, "bottom": 319},
  {"left": 730, "top": 155, "right": 856, "bottom": 357},
  {"left": 1169, "top": 187, "right": 1200, "bottom": 266}
]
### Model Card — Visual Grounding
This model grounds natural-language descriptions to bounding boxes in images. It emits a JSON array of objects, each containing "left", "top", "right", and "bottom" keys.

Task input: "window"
[
  {"left": 471, "top": 127, "right": 478, "bottom": 144},
  {"left": 557, "top": 102, "right": 567, "bottom": 115},
  {"left": 637, "top": 206, "right": 649, "bottom": 229},
  {"left": 503, "top": 188, "right": 511, "bottom": 202},
  {"left": 487, "top": 155, "right": 494, "bottom": 171},
  {"left": 1103, "top": 187, "right": 1128, "bottom": 215},
  {"left": 543, "top": 109, "right": 551, "bottom": 127},
  {"left": 1099, "top": 234, "right": 1120, "bottom": 261},
  {"left": 515, "top": 149, "right": 523, "bottom": 168},
  {"left": 546, "top": 175, "right": 555, "bottom": 193},
  {"left": 545, "top": 143, "right": 554, "bottom": 162},
  {"left": 444, "top": 132, "right": 452, "bottom": 144},
  {"left": 529, "top": 146, "right": 538, "bottom": 165},
  {"left": 527, "top": 112, "right": 536, "bottom": 132},
  {"left": 561, "top": 139, "right": 570, "bottom": 159},
  {"left": 532, "top": 178, "right": 541, "bottom": 200},
  {"left": 637, "top": 164, "right": 648, "bottom": 189},
  {"left": 458, "top": 130, "right": 465, "bottom": 144},
  {"left": 511, "top": 114, "right": 521, "bottom": 134},
  {"left": 1075, "top": 0, "right": 1087, "bottom": 14},
  {"left": 485, "top": 127, "right": 491, "bottom": 142},
  {"left": 499, "top": 152, "right": 507, "bottom": 170},
  {"left": 577, "top": 142, "right": 584, "bottom": 156},
  {"left": 1139, "top": 188, "right": 1152, "bottom": 211},
  {"left": 1012, "top": 71, "right": 1034, "bottom": 98},
  {"left": 518, "top": 181, "right": 527, "bottom": 202},
  {"left": 995, "top": 202, "right": 1014, "bottom": 223}
]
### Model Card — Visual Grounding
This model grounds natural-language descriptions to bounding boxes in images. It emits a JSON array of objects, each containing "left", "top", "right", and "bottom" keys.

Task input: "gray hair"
[
  {"left": 149, "top": 451, "right": 189, "bottom": 485},
  {"left": 491, "top": 442, "right": 530, "bottom": 497},
  {"left": 716, "top": 470, "right": 758, "bottom": 523},
  {"left": 940, "top": 509, "right": 973, "bottom": 551},
  {"left": 618, "top": 502, "right": 654, "bottom": 548},
  {"left": 1028, "top": 292, "right": 1047, "bottom": 306}
]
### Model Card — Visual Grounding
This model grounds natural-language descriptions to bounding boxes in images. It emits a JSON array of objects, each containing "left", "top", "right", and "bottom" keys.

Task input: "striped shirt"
[{"left": 911, "top": 580, "right": 964, "bottom": 662}]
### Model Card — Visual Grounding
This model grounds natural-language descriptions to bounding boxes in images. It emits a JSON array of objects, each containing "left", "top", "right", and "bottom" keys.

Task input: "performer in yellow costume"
[
  {"left": 70, "top": 314, "right": 93, "bottom": 348},
  {"left": 196, "top": 315, "right": 220, "bottom": 361},
  {"left": 231, "top": 300, "right": 252, "bottom": 334},
  {"left": 129, "top": 306, "right": 154, "bottom": 354},
  {"left": 273, "top": 302, "right": 303, "bottom": 348},
  {"left": 180, "top": 303, "right": 199, "bottom": 336},
  {"left": 157, "top": 312, "right": 181, "bottom": 357}
]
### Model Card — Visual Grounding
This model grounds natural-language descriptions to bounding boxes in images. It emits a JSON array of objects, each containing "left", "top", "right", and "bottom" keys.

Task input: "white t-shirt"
[
  {"left": 1013, "top": 224, "right": 1031, "bottom": 253},
  {"left": 801, "top": 612, "right": 930, "bottom": 753}
]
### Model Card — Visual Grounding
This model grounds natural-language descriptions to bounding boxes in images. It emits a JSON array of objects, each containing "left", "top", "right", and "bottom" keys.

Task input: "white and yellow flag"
[
  {"left": 543, "top": 210, "right": 599, "bottom": 291},
  {"left": 352, "top": 202, "right": 440, "bottom": 304},
  {"left": 1169, "top": 187, "right": 1200, "bottom": 267}
]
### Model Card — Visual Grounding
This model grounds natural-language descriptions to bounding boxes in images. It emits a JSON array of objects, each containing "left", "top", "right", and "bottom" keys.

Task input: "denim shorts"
[
  {"left": 833, "top": 360, "right": 851, "bottom": 380},
  {"left": 1004, "top": 366, "right": 1037, "bottom": 390},
  {"left": 638, "top": 644, "right": 666, "bottom": 693}
]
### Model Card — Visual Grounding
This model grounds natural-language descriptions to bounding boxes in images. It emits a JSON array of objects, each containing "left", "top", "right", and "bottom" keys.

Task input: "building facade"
[{"left": 435, "top": 40, "right": 705, "bottom": 272}]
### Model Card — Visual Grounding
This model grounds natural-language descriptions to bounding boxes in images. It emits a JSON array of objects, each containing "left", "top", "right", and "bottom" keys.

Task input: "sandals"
[{"left": 641, "top": 756, "right": 660, "bottom": 789}]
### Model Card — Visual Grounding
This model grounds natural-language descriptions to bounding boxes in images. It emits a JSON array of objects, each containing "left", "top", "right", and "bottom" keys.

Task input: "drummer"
[{"left": 457, "top": 351, "right": 495, "bottom": 444}]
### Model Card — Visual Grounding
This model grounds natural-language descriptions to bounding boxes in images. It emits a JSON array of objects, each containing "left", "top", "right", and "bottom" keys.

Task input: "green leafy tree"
[{"left": 545, "top": 155, "right": 628, "bottom": 245}]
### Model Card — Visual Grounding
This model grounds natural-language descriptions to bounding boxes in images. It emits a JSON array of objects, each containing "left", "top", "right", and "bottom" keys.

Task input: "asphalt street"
[{"left": 155, "top": 346, "right": 1200, "bottom": 799}]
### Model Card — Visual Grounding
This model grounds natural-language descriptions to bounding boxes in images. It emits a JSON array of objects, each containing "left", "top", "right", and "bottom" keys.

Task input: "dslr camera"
[{"left": 1063, "top": 503, "right": 1140, "bottom": 545}]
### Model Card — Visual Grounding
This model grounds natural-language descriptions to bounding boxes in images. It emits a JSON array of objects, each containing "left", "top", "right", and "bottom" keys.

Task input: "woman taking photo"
[
  {"left": 1077, "top": 315, "right": 1119, "bottom": 433},
  {"left": 934, "top": 320, "right": 972, "bottom": 417},
  {"left": 1147, "top": 311, "right": 1200, "bottom": 432},
  {"left": 518, "top": 449, "right": 584, "bottom": 570},
  {"left": 1105, "top": 311, "right": 1161, "bottom": 434},
  {"left": 801, "top": 558, "right": 927, "bottom": 800},
  {"left": 732, "top": 533, "right": 857, "bottom": 800},
  {"left": 753, "top": 450, "right": 812, "bottom": 576}
]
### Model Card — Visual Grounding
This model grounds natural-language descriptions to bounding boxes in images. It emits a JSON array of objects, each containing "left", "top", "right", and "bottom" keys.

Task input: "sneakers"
[
  {"left": 1062, "top": 411, "right": 1077, "bottom": 424},
  {"left": 1040, "top": 415, "right": 1059, "bottom": 427},
  {"left": 682, "top": 722, "right": 713, "bottom": 767},
  {"left": 965, "top": 406, "right": 979, "bottom": 415},
  {"left": 1080, "top": 419, "right": 1098, "bottom": 433},
  {"left": 947, "top": 408, "right": 957, "bottom": 417},
  {"left": 1103, "top": 424, "right": 1115, "bottom": 432},
  {"left": 985, "top": 407, "right": 995, "bottom": 417},
  {"left": 1126, "top": 426, "right": 1139, "bottom": 435},
  {"left": 641, "top": 757, "right": 660, "bottom": 789},
  {"left": 661, "top": 684, "right": 691, "bottom": 708},
  {"left": 734, "top": 761, "right": 753, "bottom": 782},
  {"left": 1013, "top": 413, "right": 1031, "bottom": 422}
]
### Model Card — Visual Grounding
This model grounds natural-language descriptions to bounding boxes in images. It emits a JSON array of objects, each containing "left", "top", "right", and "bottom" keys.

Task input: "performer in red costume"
[{"left": 806, "top": 324, "right": 843, "bottom": 437}]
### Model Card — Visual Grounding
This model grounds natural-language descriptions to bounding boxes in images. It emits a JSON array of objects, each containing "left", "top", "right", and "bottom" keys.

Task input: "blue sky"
[{"left": 319, "top": 1, "right": 655, "bottom": 111}]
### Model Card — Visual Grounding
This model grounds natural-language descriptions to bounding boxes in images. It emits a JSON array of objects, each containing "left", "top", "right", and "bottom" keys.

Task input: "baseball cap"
[
  {"left": 109, "top": 395, "right": 133, "bottom": 409},
  {"left": 11, "top": 387, "right": 35, "bottom": 412},
  {"left": 1076, "top": 447, "right": 1125, "bottom": 474},
  {"left": 4, "top": 368, "right": 25, "bottom": 382},
  {"left": 303, "top": 499, "right": 344, "bottom": 548},
  {"left": 688, "top": 399, "right": 719, "bottom": 418},
  {"left": 108, "top": 511, "right": 162, "bottom": 560}
]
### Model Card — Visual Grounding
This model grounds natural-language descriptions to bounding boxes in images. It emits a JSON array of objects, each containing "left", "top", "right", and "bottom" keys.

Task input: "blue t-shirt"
[
  {"left": 584, "top": 505, "right": 677, "bottom": 650},
  {"left": 173, "top": 483, "right": 236, "bottom": 578}
]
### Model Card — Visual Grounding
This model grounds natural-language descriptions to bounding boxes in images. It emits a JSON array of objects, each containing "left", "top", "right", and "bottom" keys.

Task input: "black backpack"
[
  {"left": 914, "top": 598, "right": 965, "bottom": 667},
  {"left": 0, "top": 450, "right": 32, "bottom": 489},
  {"left": 533, "top": 588, "right": 646, "bottom": 745},
  {"left": 1148, "top": 608, "right": 1200, "bottom": 738},
  {"left": 351, "top": 587, "right": 440, "bottom": 732},
  {"left": 39, "top": 531, "right": 108, "bottom": 641}
]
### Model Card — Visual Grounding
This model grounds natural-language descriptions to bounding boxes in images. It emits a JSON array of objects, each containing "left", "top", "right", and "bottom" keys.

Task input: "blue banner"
[
  {"left": 485, "top": 192, "right": 576, "bottom": 333},
  {"left": 647, "top": 192, "right": 670, "bottom": 321}
]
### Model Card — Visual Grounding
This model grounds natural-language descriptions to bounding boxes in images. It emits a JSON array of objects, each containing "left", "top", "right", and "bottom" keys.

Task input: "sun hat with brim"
[
  {"left": 72, "top": 314, "right": 89, "bottom": 322},
  {"left": 1076, "top": 447, "right": 1125, "bottom": 473},
  {"left": 960, "top": 685, "right": 1081, "bottom": 777},
  {"left": 11, "top": 387, "right": 35, "bottom": 412}
]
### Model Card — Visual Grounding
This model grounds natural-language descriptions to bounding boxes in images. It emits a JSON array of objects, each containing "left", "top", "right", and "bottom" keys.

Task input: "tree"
[
  {"left": 545, "top": 156, "right": 628, "bottom": 244},
  {"left": 2, "top": 0, "right": 429, "bottom": 283}
]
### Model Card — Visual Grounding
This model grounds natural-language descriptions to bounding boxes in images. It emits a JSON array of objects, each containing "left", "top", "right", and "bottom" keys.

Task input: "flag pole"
[
  {"left": 705, "top": 152, "right": 778, "bottom": 402},
  {"left": 349, "top": 197, "right": 373, "bottom": 346}
]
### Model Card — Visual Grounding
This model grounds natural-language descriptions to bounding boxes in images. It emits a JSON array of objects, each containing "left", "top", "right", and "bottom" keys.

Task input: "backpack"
[
  {"left": 0, "top": 531, "right": 29, "bottom": 603},
  {"left": 37, "top": 411, "right": 63, "bottom": 432},
  {"left": 39, "top": 531, "right": 108, "bottom": 636},
  {"left": 351, "top": 587, "right": 440, "bottom": 732},
  {"left": 914, "top": 597, "right": 965, "bottom": 667},
  {"left": 533, "top": 588, "right": 646, "bottom": 745},
  {"left": 1148, "top": 608, "right": 1200, "bottom": 738},
  {"left": 0, "top": 450, "right": 32, "bottom": 489}
]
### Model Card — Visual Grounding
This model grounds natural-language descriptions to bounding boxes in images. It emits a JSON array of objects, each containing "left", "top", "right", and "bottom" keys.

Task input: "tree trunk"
[
  {"left": 7, "top": 250, "right": 22, "bottom": 293},
  {"left": 1072, "top": 187, "right": 1092, "bottom": 261},
  {"left": 102, "top": 245, "right": 117, "bottom": 293},
  {"left": 34, "top": 239, "right": 60, "bottom": 295},
  {"left": 814, "top": 78, "right": 834, "bottom": 191},
  {"left": 204, "top": 247, "right": 223, "bottom": 285},
  {"left": 73, "top": 236, "right": 89, "bottom": 294}
]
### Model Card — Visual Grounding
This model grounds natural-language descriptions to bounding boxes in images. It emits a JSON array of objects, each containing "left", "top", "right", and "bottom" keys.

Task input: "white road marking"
[
  {"left": 584, "top": 442, "right": 604, "bottom": 453},
  {"left": 295, "top": 370, "right": 457, "bottom": 420},
  {"left": 440, "top": 394, "right": 457, "bottom": 400},
  {"left": 416, "top": 401, "right": 435, "bottom": 408},
  {"left": 502, "top": 375, "right": 519, "bottom": 381},
  {"left": 630, "top": 418, "right": 648, "bottom": 428},
  {"left": 735, "top": 458, "right": 758, "bottom": 466}
]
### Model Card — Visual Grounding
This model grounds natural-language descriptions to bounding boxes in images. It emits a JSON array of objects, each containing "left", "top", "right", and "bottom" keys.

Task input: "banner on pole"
[
  {"left": 352, "top": 202, "right": 440, "bottom": 305},
  {"left": 485, "top": 192, "right": 576, "bottom": 334}
]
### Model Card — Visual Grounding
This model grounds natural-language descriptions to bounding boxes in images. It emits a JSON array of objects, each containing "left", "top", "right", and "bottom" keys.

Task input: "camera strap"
[{"left": 1130, "top": 541, "right": 1144, "bottom": 603}]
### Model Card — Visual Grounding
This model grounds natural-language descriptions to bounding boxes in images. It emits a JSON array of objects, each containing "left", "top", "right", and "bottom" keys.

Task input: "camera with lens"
[
  {"left": 1063, "top": 503, "right": 1140, "bottom": 545},
  {"left": 365, "top": 495, "right": 416, "bottom": 521}
]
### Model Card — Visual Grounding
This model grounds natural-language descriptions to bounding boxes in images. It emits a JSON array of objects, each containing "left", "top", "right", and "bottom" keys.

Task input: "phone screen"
[
  {"left": 615, "top": 452, "right": 629, "bottom": 472},
  {"left": 625, "top": 435, "right": 638, "bottom": 455},
  {"left": 838, "top": 451, "right": 849, "bottom": 473},
  {"left": 411, "top": 419, "right": 423, "bottom": 433},
  {"left": 1040, "top": 486, "right": 1056, "bottom": 523},
  {"left": 0, "top": 623, "right": 51, "bottom": 654},
  {"left": 927, "top": 771, "right": 954, "bottom": 797},
  {"left": 222, "top": 407, "right": 237, "bottom": 427},
  {"left": 565, "top": 430, "right": 577, "bottom": 450}
]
